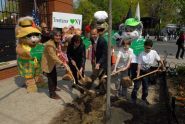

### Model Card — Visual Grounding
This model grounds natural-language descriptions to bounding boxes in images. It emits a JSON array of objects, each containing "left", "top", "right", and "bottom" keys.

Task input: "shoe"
[
  {"left": 50, "top": 93, "right": 61, "bottom": 100},
  {"left": 55, "top": 87, "right": 61, "bottom": 91},
  {"left": 142, "top": 99, "right": 150, "bottom": 105}
]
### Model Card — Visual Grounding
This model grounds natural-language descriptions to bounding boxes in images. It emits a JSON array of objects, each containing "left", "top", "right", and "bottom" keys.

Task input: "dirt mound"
[
  {"left": 50, "top": 95, "right": 106, "bottom": 124},
  {"left": 50, "top": 76, "right": 185, "bottom": 124}
]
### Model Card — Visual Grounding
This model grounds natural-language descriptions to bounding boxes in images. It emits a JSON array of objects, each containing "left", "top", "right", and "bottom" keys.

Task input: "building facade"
[{"left": 0, "top": 0, "right": 73, "bottom": 62}]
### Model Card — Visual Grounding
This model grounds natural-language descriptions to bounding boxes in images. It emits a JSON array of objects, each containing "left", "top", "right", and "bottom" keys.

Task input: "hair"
[
  {"left": 50, "top": 29, "right": 61, "bottom": 40},
  {"left": 144, "top": 39, "right": 153, "bottom": 47},
  {"left": 62, "top": 27, "right": 68, "bottom": 33},
  {"left": 71, "top": 34, "right": 82, "bottom": 45},
  {"left": 121, "top": 39, "right": 131, "bottom": 46}
]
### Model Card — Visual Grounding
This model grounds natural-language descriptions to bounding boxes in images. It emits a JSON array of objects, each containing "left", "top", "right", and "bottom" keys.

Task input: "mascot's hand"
[{"left": 16, "top": 45, "right": 31, "bottom": 58}]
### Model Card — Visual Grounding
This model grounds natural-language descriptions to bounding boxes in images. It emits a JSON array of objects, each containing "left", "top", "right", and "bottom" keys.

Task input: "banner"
[{"left": 52, "top": 12, "right": 82, "bottom": 29}]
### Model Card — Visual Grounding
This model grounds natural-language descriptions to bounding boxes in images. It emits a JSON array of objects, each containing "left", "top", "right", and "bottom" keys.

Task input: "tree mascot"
[{"left": 15, "top": 16, "right": 44, "bottom": 93}]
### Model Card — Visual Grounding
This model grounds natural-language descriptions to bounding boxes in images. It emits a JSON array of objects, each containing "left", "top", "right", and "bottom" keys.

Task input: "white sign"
[{"left": 52, "top": 12, "right": 82, "bottom": 29}]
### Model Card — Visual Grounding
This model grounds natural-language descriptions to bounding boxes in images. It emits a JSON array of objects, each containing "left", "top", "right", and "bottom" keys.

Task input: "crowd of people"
[{"left": 15, "top": 15, "right": 166, "bottom": 106}]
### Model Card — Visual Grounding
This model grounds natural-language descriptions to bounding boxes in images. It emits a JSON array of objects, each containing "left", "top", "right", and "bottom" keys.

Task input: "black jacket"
[
  {"left": 95, "top": 36, "right": 108, "bottom": 69},
  {"left": 67, "top": 43, "right": 86, "bottom": 68}
]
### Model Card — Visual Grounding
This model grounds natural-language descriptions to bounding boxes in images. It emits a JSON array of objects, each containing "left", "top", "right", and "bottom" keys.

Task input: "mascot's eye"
[{"left": 125, "top": 26, "right": 135, "bottom": 32}]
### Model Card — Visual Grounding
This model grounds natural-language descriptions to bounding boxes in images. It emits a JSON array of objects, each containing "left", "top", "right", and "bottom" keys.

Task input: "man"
[
  {"left": 90, "top": 28, "right": 108, "bottom": 94},
  {"left": 40, "top": 22, "right": 50, "bottom": 43},
  {"left": 90, "top": 28, "right": 99, "bottom": 72}
]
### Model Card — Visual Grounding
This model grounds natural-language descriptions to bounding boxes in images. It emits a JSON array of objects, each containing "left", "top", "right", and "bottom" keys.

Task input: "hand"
[
  {"left": 71, "top": 60, "right": 76, "bottom": 66},
  {"left": 95, "top": 63, "right": 100, "bottom": 70},
  {"left": 79, "top": 67, "right": 83, "bottom": 74},
  {"left": 113, "top": 69, "right": 116, "bottom": 74},
  {"left": 63, "top": 64, "right": 70, "bottom": 71}
]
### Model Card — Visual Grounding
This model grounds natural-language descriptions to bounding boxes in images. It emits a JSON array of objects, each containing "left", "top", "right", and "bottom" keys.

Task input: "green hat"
[{"left": 125, "top": 18, "right": 140, "bottom": 26}]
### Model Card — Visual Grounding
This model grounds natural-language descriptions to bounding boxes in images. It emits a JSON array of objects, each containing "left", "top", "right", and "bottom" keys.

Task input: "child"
[
  {"left": 133, "top": 39, "right": 164, "bottom": 104},
  {"left": 113, "top": 39, "right": 133, "bottom": 98}
]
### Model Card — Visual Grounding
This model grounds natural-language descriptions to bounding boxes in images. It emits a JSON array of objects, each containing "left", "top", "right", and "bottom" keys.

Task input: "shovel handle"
[
  {"left": 72, "top": 62, "right": 86, "bottom": 82},
  {"left": 102, "top": 68, "right": 125, "bottom": 79},
  {"left": 133, "top": 69, "right": 159, "bottom": 81},
  {"left": 64, "top": 63, "right": 76, "bottom": 84}
]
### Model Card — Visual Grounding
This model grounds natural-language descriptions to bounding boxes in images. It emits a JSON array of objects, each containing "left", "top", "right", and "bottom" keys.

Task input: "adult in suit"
[
  {"left": 90, "top": 28, "right": 108, "bottom": 94},
  {"left": 42, "top": 29, "right": 68, "bottom": 99}
]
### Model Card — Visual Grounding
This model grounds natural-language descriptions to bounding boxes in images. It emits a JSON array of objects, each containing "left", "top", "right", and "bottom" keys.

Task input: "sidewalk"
[{"left": 0, "top": 67, "right": 82, "bottom": 124}]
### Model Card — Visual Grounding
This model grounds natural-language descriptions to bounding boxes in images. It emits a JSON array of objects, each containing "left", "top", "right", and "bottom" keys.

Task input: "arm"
[
  {"left": 137, "top": 64, "right": 141, "bottom": 77},
  {"left": 96, "top": 38, "right": 107, "bottom": 67},
  {"left": 155, "top": 51, "right": 164, "bottom": 70},
  {"left": 121, "top": 55, "right": 132, "bottom": 72},
  {"left": 137, "top": 53, "right": 142, "bottom": 77},
  {"left": 80, "top": 44, "right": 86, "bottom": 71},
  {"left": 16, "top": 44, "right": 31, "bottom": 59},
  {"left": 113, "top": 56, "right": 120, "bottom": 72},
  {"left": 46, "top": 45, "right": 63, "bottom": 65}
]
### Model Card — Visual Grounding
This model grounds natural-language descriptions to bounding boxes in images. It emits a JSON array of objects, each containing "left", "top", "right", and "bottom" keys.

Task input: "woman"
[
  {"left": 67, "top": 35, "right": 86, "bottom": 85},
  {"left": 42, "top": 29, "right": 68, "bottom": 99}
]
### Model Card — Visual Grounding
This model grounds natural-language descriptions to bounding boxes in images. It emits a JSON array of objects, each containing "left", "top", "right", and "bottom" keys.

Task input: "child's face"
[
  {"left": 122, "top": 41, "right": 130, "bottom": 50},
  {"left": 144, "top": 45, "right": 152, "bottom": 53}
]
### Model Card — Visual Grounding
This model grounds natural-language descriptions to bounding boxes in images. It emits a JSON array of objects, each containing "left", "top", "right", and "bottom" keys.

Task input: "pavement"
[
  {"left": 0, "top": 62, "right": 90, "bottom": 124},
  {"left": 0, "top": 39, "right": 184, "bottom": 124}
]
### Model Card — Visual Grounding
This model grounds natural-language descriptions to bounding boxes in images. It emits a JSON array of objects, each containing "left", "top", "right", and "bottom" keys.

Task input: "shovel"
[
  {"left": 132, "top": 69, "right": 160, "bottom": 81},
  {"left": 65, "top": 63, "right": 94, "bottom": 95},
  {"left": 73, "top": 63, "right": 92, "bottom": 86},
  {"left": 101, "top": 67, "right": 126, "bottom": 79}
]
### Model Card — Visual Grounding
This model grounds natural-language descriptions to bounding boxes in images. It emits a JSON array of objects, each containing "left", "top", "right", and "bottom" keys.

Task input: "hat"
[
  {"left": 125, "top": 18, "right": 140, "bottom": 26},
  {"left": 18, "top": 16, "right": 34, "bottom": 27},
  {"left": 16, "top": 27, "right": 41, "bottom": 38},
  {"left": 85, "top": 25, "right": 91, "bottom": 33}
]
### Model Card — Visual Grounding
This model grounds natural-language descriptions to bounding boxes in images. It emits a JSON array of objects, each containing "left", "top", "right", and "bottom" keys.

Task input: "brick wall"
[
  {"left": 19, "top": 0, "right": 73, "bottom": 28},
  {"left": 0, "top": 67, "right": 18, "bottom": 80}
]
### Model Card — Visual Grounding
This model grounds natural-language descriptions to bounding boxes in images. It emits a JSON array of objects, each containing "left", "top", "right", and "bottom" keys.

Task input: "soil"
[{"left": 50, "top": 75, "right": 185, "bottom": 124}]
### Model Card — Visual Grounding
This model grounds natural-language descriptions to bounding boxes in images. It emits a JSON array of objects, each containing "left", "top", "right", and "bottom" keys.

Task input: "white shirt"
[
  {"left": 138, "top": 50, "right": 160, "bottom": 70},
  {"left": 117, "top": 48, "right": 133, "bottom": 68}
]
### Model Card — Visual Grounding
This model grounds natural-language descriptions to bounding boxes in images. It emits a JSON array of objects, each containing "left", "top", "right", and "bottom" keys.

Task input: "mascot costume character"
[
  {"left": 15, "top": 16, "right": 44, "bottom": 93},
  {"left": 115, "top": 17, "right": 145, "bottom": 66}
]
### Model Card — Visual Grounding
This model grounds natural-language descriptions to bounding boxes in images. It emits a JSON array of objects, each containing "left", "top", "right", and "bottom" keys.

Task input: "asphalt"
[{"left": 0, "top": 42, "right": 184, "bottom": 124}]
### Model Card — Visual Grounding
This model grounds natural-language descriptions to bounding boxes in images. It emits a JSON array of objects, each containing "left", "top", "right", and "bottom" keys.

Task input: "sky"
[
  {"left": 0, "top": 0, "right": 5, "bottom": 11},
  {"left": 73, "top": 0, "right": 80, "bottom": 8}
]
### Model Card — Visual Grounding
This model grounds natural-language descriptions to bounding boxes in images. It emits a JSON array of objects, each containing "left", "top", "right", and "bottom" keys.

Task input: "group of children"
[{"left": 112, "top": 38, "right": 164, "bottom": 105}]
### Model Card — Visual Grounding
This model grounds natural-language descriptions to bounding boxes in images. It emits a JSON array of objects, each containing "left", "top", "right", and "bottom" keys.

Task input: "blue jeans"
[{"left": 131, "top": 69, "right": 149, "bottom": 100}]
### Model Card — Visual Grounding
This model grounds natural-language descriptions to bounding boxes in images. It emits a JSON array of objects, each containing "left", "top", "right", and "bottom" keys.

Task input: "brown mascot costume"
[{"left": 15, "top": 16, "right": 44, "bottom": 93}]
